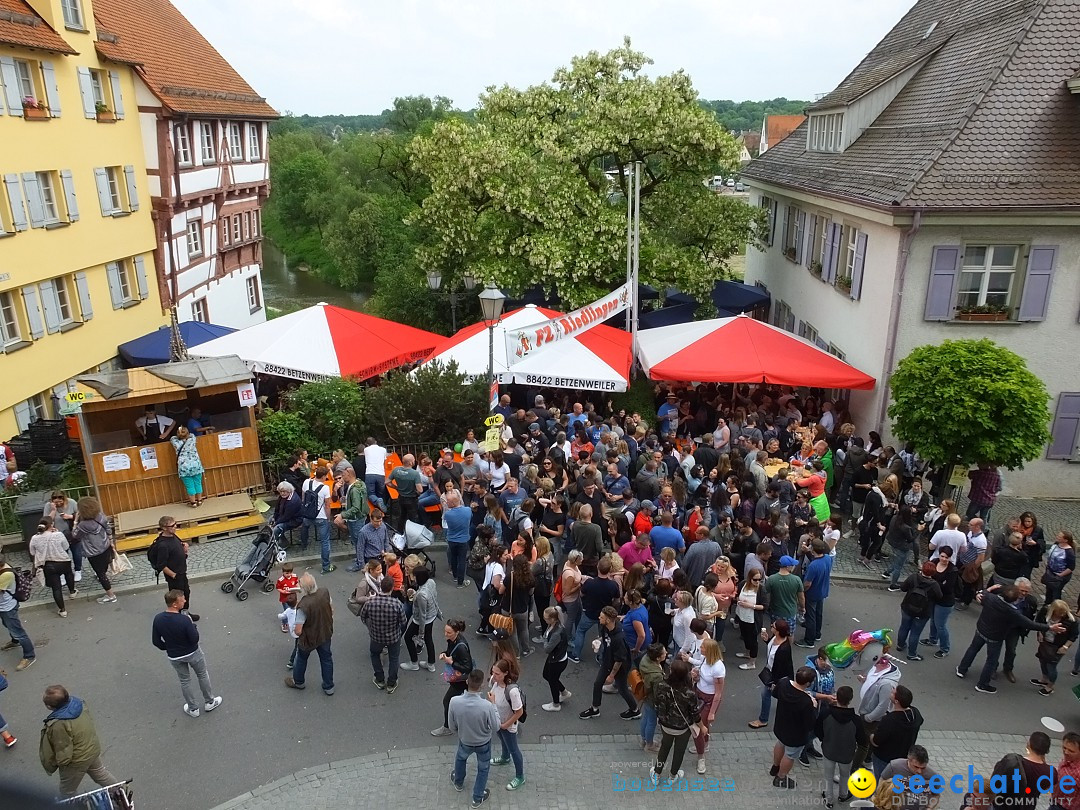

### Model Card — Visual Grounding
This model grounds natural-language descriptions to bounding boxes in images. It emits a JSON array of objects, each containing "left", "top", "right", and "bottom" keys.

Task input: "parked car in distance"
[
  {"left": 735, "top": 181, "right": 745, "bottom": 192},
  {"left": 726, "top": 178, "right": 736, "bottom": 187}
]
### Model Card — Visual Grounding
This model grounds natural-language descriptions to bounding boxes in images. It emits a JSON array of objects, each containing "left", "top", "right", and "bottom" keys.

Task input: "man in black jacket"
[
  {"left": 152, "top": 590, "right": 221, "bottom": 718},
  {"left": 816, "top": 685, "right": 866, "bottom": 807},
  {"left": 154, "top": 516, "right": 198, "bottom": 622},
  {"left": 870, "top": 685, "right": 923, "bottom": 775},
  {"left": 579, "top": 606, "right": 639, "bottom": 721},
  {"left": 956, "top": 584, "right": 1064, "bottom": 694},
  {"left": 771, "top": 667, "right": 818, "bottom": 789},
  {"left": 1000, "top": 577, "right": 1039, "bottom": 684}
]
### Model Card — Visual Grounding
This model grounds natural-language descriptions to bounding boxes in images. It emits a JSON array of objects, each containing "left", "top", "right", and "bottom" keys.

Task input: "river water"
[{"left": 261, "top": 241, "right": 369, "bottom": 313}]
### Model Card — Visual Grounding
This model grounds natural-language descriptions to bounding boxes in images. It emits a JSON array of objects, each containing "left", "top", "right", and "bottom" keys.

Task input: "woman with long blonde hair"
[{"left": 1032, "top": 599, "right": 1078, "bottom": 695}]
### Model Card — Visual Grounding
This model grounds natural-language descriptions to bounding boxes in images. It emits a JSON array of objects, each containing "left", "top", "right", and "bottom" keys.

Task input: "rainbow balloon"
[{"left": 824, "top": 628, "right": 893, "bottom": 669}]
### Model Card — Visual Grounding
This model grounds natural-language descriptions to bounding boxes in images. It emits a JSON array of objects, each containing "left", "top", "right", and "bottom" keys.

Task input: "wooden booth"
[{"left": 73, "top": 356, "right": 265, "bottom": 550}]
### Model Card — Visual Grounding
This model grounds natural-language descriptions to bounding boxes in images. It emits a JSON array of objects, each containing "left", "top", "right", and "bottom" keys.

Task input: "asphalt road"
[{"left": 1, "top": 570, "right": 1074, "bottom": 809}]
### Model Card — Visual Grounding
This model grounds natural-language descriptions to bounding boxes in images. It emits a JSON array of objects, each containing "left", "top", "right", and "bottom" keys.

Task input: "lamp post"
[
  {"left": 426, "top": 270, "right": 477, "bottom": 333},
  {"left": 478, "top": 281, "right": 506, "bottom": 413}
]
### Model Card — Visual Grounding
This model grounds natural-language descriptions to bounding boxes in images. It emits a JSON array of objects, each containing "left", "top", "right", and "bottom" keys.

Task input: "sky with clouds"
[{"left": 172, "top": 0, "right": 916, "bottom": 116}]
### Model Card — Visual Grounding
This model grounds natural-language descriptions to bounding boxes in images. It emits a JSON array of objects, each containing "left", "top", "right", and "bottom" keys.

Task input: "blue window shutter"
[
  {"left": 0, "top": 57, "right": 21, "bottom": 115},
  {"left": 850, "top": 232, "right": 868, "bottom": 300},
  {"left": 782, "top": 206, "right": 791, "bottom": 252},
  {"left": 769, "top": 199, "right": 778, "bottom": 246},
  {"left": 823, "top": 223, "right": 841, "bottom": 283},
  {"left": 60, "top": 169, "right": 79, "bottom": 222},
  {"left": 39, "top": 282, "right": 60, "bottom": 333},
  {"left": 74, "top": 271, "right": 93, "bottom": 320},
  {"left": 134, "top": 256, "right": 149, "bottom": 300},
  {"left": 1048, "top": 393, "right": 1080, "bottom": 459},
  {"left": 4, "top": 174, "right": 27, "bottom": 231},
  {"left": 805, "top": 215, "right": 817, "bottom": 268},
  {"left": 924, "top": 245, "right": 962, "bottom": 321},
  {"left": 106, "top": 262, "right": 123, "bottom": 308},
  {"left": 109, "top": 71, "right": 125, "bottom": 119},
  {"left": 21, "top": 173, "right": 45, "bottom": 228},
  {"left": 795, "top": 210, "right": 806, "bottom": 264},
  {"left": 94, "top": 168, "right": 114, "bottom": 215},
  {"left": 1017, "top": 246, "right": 1057, "bottom": 322},
  {"left": 41, "top": 61, "right": 61, "bottom": 117},
  {"left": 77, "top": 67, "right": 95, "bottom": 118},
  {"left": 22, "top": 286, "right": 44, "bottom": 339},
  {"left": 785, "top": 310, "right": 795, "bottom": 332},
  {"left": 123, "top": 165, "right": 139, "bottom": 211}
]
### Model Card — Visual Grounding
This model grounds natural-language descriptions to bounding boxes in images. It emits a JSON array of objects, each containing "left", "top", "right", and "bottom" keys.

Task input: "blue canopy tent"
[{"left": 118, "top": 322, "right": 236, "bottom": 367}]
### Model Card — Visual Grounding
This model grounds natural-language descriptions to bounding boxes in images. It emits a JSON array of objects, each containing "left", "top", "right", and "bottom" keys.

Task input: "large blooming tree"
[{"left": 410, "top": 40, "right": 766, "bottom": 308}]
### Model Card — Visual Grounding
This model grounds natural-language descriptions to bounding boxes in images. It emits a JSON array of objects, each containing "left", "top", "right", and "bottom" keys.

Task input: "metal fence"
[{"left": 0, "top": 485, "right": 94, "bottom": 542}]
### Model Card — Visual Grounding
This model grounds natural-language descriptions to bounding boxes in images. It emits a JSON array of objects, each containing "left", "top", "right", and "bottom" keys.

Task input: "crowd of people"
[{"left": 3, "top": 381, "right": 1079, "bottom": 807}]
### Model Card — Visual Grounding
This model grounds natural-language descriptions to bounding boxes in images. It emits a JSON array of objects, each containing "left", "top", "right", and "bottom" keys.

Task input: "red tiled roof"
[
  {"left": 764, "top": 114, "right": 806, "bottom": 148},
  {"left": 92, "top": 0, "right": 277, "bottom": 119},
  {"left": 0, "top": 0, "right": 76, "bottom": 55}
]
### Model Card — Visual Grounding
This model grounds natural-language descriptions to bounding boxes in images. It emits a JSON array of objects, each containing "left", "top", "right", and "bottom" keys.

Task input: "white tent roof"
[{"left": 421, "top": 306, "right": 631, "bottom": 392}]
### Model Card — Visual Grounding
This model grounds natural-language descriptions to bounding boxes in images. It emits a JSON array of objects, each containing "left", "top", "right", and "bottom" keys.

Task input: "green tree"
[
  {"left": 410, "top": 40, "right": 766, "bottom": 308},
  {"left": 888, "top": 339, "right": 1051, "bottom": 469},
  {"left": 364, "top": 363, "right": 487, "bottom": 445},
  {"left": 257, "top": 410, "right": 316, "bottom": 466},
  {"left": 286, "top": 377, "right": 368, "bottom": 451}
]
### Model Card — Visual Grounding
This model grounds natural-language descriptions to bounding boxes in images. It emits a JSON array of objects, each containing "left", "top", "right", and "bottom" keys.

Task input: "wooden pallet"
[{"left": 113, "top": 494, "right": 264, "bottom": 552}]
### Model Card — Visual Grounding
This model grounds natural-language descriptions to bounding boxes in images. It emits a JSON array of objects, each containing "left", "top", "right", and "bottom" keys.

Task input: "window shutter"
[
  {"left": 785, "top": 310, "right": 795, "bottom": 332},
  {"left": 40, "top": 61, "right": 61, "bottom": 117},
  {"left": 805, "top": 215, "right": 817, "bottom": 268},
  {"left": 123, "top": 165, "right": 139, "bottom": 211},
  {"left": 38, "top": 282, "right": 60, "bottom": 333},
  {"left": 21, "top": 173, "right": 46, "bottom": 228},
  {"left": 782, "top": 206, "right": 791, "bottom": 251},
  {"left": 768, "top": 199, "right": 778, "bottom": 246},
  {"left": 850, "top": 232, "right": 868, "bottom": 300},
  {"left": 1017, "top": 246, "right": 1057, "bottom": 322},
  {"left": 0, "top": 57, "right": 21, "bottom": 115},
  {"left": 14, "top": 400, "right": 32, "bottom": 430},
  {"left": 59, "top": 169, "right": 79, "bottom": 222},
  {"left": 4, "top": 174, "right": 27, "bottom": 231},
  {"left": 94, "top": 168, "right": 114, "bottom": 215},
  {"left": 821, "top": 223, "right": 839, "bottom": 283},
  {"left": 76, "top": 67, "right": 95, "bottom": 118},
  {"left": 108, "top": 71, "right": 125, "bottom": 118},
  {"left": 22, "top": 286, "right": 44, "bottom": 338},
  {"left": 106, "top": 262, "right": 123, "bottom": 308},
  {"left": 1048, "top": 393, "right": 1080, "bottom": 460},
  {"left": 74, "top": 270, "right": 93, "bottom": 320},
  {"left": 814, "top": 336, "right": 829, "bottom": 351},
  {"left": 794, "top": 210, "right": 806, "bottom": 264},
  {"left": 134, "top": 255, "right": 149, "bottom": 300},
  {"left": 924, "top": 245, "right": 962, "bottom": 321}
]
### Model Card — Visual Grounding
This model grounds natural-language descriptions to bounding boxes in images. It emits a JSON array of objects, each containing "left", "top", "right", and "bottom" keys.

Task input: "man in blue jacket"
[{"left": 152, "top": 589, "right": 222, "bottom": 718}]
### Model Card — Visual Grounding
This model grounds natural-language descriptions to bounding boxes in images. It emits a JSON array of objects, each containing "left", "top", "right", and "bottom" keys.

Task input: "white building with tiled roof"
[
  {"left": 92, "top": 0, "right": 277, "bottom": 330},
  {"left": 742, "top": 0, "right": 1080, "bottom": 497}
]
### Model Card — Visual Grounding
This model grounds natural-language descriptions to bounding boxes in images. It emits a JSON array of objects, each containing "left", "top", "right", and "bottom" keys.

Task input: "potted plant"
[
  {"left": 955, "top": 304, "right": 1010, "bottom": 322},
  {"left": 783, "top": 246, "right": 797, "bottom": 261},
  {"left": 809, "top": 260, "right": 823, "bottom": 279},
  {"left": 22, "top": 96, "right": 49, "bottom": 120},
  {"left": 94, "top": 101, "right": 116, "bottom": 122},
  {"left": 835, "top": 275, "right": 853, "bottom": 294}
]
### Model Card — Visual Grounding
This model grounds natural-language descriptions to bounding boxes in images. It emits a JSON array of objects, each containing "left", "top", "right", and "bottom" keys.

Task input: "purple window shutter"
[
  {"left": 785, "top": 310, "right": 795, "bottom": 332},
  {"left": 821, "top": 223, "right": 837, "bottom": 282},
  {"left": 795, "top": 210, "right": 806, "bottom": 264},
  {"left": 1017, "top": 246, "right": 1058, "bottom": 322},
  {"left": 924, "top": 245, "right": 962, "bottom": 321},
  {"left": 825, "top": 223, "right": 842, "bottom": 284},
  {"left": 1048, "top": 393, "right": 1080, "bottom": 459},
  {"left": 805, "top": 215, "right": 817, "bottom": 268},
  {"left": 850, "top": 232, "right": 868, "bottom": 300},
  {"left": 782, "top": 206, "right": 791, "bottom": 252}
]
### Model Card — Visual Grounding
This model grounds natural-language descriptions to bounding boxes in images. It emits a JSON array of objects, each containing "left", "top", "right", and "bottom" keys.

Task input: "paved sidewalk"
[{"left": 209, "top": 730, "right": 1031, "bottom": 810}]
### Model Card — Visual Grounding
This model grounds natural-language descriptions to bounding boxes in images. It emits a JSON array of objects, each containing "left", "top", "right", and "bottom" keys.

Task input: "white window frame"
[
  {"left": 799, "top": 321, "right": 819, "bottom": 345},
  {"left": 14, "top": 59, "right": 36, "bottom": 101},
  {"left": 242, "top": 211, "right": 250, "bottom": 241},
  {"left": 828, "top": 344, "right": 846, "bottom": 362},
  {"left": 221, "top": 217, "right": 230, "bottom": 247},
  {"left": 251, "top": 209, "right": 260, "bottom": 237},
  {"left": 843, "top": 226, "right": 859, "bottom": 281},
  {"left": 246, "top": 276, "right": 261, "bottom": 311},
  {"left": 61, "top": 0, "right": 84, "bottom": 29},
  {"left": 186, "top": 220, "right": 204, "bottom": 258},
  {"left": 52, "top": 278, "right": 74, "bottom": 324},
  {"left": 232, "top": 214, "right": 241, "bottom": 242},
  {"left": 191, "top": 298, "right": 209, "bottom": 322},
  {"left": 27, "top": 393, "right": 48, "bottom": 422},
  {"left": 37, "top": 171, "right": 60, "bottom": 224},
  {"left": 105, "top": 166, "right": 123, "bottom": 212},
  {"left": 200, "top": 122, "right": 215, "bottom": 163},
  {"left": 175, "top": 124, "right": 192, "bottom": 166},
  {"left": 817, "top": 216, "right": 831, "bottom": 268},
  {"left": 116, "top": 262, "right": 133, "bottom": 302},
  {"left": 809, "top": 112, "right": 845, "bottom": 153},
  {"left": 0, "top": 290, "right": 21, "bottom": 345},
  {"left": 958, "top": 244, "right": 1021, "bottom": 309},
  {"left": 228, "top": 123, "right": 243, "bottom": 161},
  {"left": 88, "top": 69, "right": 106, "bottom": 107},
  {"left": 247, "top": 124, "right": 261, "bottom": 160}
]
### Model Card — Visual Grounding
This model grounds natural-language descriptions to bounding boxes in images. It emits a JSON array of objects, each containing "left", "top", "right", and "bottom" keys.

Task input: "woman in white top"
[
  {"left": 671, "top": 590, "right": 697, "bottom": 651},
  {"left": 823, "top": 516, "right": 841, "bottom": 556},
  {"left": 489, "top": 657, "right": 526, "bottom": 790},
  {"left": 679, "top": 618, "right": 709, "bottom": 667},
  {"left": 479, "top": 546, "right": 507, "bottom": 635},
  {"left": 657, "top": 547, "right": 680, "bottom": 582},
  {"left": 485, "top": 450, "right": 511, "bottom": 493},
  {"left": 461, "top": 429, "right": 481, "bottom": 456},
  {"left": 734, "top": 569, "right": 768, "bottom": 669},
  {"left": 694, "top": 573, "right": 723, "bottom": 636},
  {"left": 692, "top": 639, "right": 725, "bottom": 774},
  {"left": 29, "top": 516, "right": 75, "bottom": 617}
]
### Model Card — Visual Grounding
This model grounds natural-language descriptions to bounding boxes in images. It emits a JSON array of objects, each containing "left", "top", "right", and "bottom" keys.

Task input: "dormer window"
[{"left": 808, "top": 112, "right": 845, "bottom": 152}]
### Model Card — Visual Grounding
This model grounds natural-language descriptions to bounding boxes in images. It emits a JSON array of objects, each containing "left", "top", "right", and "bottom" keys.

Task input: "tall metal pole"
[
  {"left": 450, "top": 290, "right": 458, "bottom": 334},
  {"left": 487, "top": 324, "right": 496, "bottom": 413},
  {"left": 625, "top": 163, "right": 633, "bottom": 334},
  {"left": 631, "top": 161, "right": 642, "bottom": 362}
]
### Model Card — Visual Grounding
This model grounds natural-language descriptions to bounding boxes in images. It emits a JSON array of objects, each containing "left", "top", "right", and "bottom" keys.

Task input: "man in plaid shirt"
[{"left": 360, "top": 577, "right": 407, "bottom": 693}]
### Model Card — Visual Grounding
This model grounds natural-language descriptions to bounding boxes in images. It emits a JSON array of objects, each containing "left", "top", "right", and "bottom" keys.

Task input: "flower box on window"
[
  {"left": 22, "top": 98, "right": 49, "bottom": 120},
  {"left": 95, "top": 102, "right": 116, "bottom": 123},
  {"left": 783, "top": 246, "right": 797, "bottom": 261},
  {"left": 955, "top": 305, "right": 1009, "bottom": 322},
  {"left": 835, "top": 275, "right": 853, "bottom": 294},
  {"left": 809, "top": 261, "right": 823, "bottom": 279}
]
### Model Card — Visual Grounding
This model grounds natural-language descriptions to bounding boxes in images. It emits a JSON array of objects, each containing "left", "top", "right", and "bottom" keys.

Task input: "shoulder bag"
[{"left": 489, "top": 569, "right": 515, "bottom": 634}]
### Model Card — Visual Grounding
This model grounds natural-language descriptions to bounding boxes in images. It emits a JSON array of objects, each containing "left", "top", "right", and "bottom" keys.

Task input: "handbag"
[
  {"left": 628, "top": 667, "right": 646, "bottom": 702},
  {"left": 757, "top": 665, "right": 773, "bottom": 686},
  {"left": 442, "top": 641, "right": 469, "bottom": 683},
  {"left": 488, "top": 570, "right": 515, "bottom": 633},
  {"left": 107, "top": 551, "right": 132, "bottom": 579},
  {"left": 961, "top": 562, "right": 982, "bottom": 585}
]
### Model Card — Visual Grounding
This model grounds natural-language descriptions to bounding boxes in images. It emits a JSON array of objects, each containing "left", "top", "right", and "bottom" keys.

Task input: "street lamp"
[
  {"left": 478, "top": 282, "right": 506, "bottom": 413},
  {"left": 426, "top": 270, "right": 478, "bottom": 333}
]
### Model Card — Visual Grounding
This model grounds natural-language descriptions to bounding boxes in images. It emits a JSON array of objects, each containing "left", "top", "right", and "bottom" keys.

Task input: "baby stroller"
[
  {"left": 221, "top": 522, "right": 286, "bottom": 601},
  {"left": 393, "top": 520, "right": 436, "bottom": 572}
]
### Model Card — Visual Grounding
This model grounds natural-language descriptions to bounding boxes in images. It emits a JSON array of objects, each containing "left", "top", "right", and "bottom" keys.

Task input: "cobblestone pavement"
[{"left": 208, "top": 731, "right": 1031, "bottom": 810}]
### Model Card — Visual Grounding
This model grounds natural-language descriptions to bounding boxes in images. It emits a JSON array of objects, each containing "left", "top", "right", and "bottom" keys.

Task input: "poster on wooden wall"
[
  {"left": 102, "top": 453, "right": 131, "bottom": 473},
  {"left": 218, "top": 431, "right": 244, "bottom": 450},
  {"left": 139, "top": 446, "right": 159, "bottom": 471}
]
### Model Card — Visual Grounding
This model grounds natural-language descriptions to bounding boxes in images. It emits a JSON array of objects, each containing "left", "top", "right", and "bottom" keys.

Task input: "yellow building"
[{"left": 0, "top": 0, "right": 166, "bottom": 438}]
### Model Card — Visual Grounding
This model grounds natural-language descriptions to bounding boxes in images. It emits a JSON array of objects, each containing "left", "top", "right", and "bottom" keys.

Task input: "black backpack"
[
  {"left": 900, "top": 580, "right": 930, "bottom": 617},
  {"left": 146, "top": 534, "right": 169, "bottom": 578},
  {"left": 510, "top": 683, "right": 527, "bottom": 724},
  {"left": 301, "top": 482, "right": 324, "bottom": 520},
  {"left": 7, "top": 567, "right": 34, "bottom": 602}
]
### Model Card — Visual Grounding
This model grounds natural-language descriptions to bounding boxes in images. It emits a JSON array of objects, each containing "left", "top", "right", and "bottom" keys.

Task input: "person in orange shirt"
[
  {"left": 633, "top": 501, "right": 657, "bottom": 536},
  {"left": 275, "top": 563, "right": 299, "bottom": 632},
  {"left": 383, "top": 552, "right": 405, "bottom": 599}
]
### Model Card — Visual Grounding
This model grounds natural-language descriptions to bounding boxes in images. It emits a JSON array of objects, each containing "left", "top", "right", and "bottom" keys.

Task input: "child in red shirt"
[{"left": 275, "top": 563, "right": 299, "bottom": 632}]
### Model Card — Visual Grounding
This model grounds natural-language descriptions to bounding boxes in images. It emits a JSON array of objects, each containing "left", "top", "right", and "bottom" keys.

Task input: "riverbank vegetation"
[{"left": 264, "top": 41, "right": 797, "bottom": 330}]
